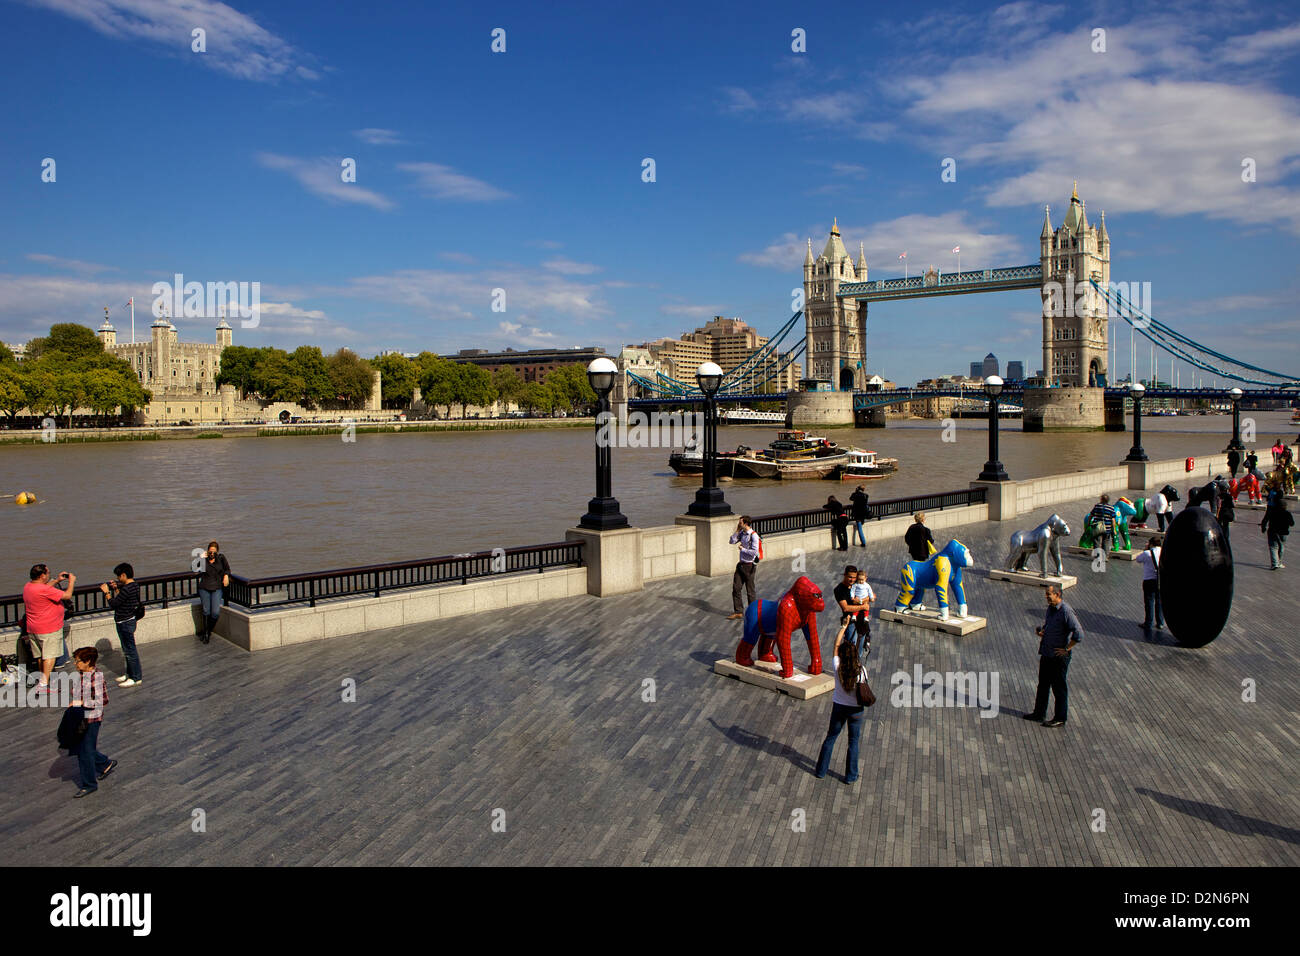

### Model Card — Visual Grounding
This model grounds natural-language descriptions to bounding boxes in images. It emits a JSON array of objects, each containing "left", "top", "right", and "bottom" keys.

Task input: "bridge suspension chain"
[{"left": 1090, "top": 279, "right": 1300, "bottom": 389}]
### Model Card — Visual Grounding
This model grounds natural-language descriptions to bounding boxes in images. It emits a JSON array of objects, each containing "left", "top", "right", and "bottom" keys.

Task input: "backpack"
[{"left": 755, "top": 532, "right": 763, "bottom": 562}]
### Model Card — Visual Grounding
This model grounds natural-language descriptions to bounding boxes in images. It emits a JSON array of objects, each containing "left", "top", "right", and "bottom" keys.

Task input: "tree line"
[
  {"left": 0, "top": 323, "right": 600, "bottom": 424},
  {"left": 0, "top": 324, "right": 149, "bottom": 426}
]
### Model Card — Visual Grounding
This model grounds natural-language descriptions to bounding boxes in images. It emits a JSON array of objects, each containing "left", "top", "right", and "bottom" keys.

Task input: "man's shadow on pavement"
[
  {"left": 707, "top": 717, "right": 817, "bottom": 774},
  {"left": 1136, "top": 787, "right": 1300, "bottom": 845}
]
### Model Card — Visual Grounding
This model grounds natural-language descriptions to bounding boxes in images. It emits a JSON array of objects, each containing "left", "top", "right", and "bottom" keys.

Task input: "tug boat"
[
  {"left": 837, "top": 448, "right": 899, "bottom": 480},
  {"left": 668, "top": 441, "right": 750, "bottom": 476}
]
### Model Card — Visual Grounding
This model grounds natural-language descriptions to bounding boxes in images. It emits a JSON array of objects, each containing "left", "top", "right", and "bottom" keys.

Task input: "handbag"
[
  {"left": 854, "top": 669, "right": 876, "bottom": 707},
  {"left": 134, "top": 599, "right": 146, "bottom": 621}
]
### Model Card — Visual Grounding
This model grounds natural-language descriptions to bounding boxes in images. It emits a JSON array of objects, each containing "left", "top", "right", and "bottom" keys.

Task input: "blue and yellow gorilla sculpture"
[{"left": 893, "top": 539, "right": 974, "bottom": 621}]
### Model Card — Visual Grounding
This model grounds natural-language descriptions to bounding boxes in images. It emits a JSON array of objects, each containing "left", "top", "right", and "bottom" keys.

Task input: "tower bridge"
[{"left": 623, "top": 182, "right": 1297, "bottom": 428}]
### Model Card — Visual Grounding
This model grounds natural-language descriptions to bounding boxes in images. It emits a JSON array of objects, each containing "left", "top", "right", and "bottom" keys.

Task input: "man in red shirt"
[{"left": 22, "top": 563, "right": 76, "bottom": 694}]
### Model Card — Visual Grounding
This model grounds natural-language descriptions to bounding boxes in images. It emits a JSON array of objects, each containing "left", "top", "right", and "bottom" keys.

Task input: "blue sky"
[{"left": 2, "top": 0, "right": 1299, "bottom": 387}]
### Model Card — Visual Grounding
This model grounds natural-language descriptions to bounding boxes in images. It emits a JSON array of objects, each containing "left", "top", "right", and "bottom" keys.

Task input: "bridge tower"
[
  {"left": 803, "top": 219, "right": 867, "bottom": 391},
  {"left": 1024, "top": 183, "right": 1110, "bottom": 430}
]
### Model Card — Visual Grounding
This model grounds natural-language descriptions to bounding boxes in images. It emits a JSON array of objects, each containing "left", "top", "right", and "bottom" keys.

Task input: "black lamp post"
[
  {"left": 688, "top": 361, "right": 733, "bottom": 517},
  {"left": 579, "top": 358, "right": 628, "bottom": 530},
  {"left": 1227, "top": 387, "right": 1244, "bottom": 451},
  {"left": 1125, "top": 382, "right": 1148, "bottom": 462},
  {"left": 977, "top": 375, "right": 1009, "bottom": 482}
]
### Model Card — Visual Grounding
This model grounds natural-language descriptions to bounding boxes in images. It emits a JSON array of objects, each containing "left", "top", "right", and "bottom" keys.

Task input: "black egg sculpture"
[{"left": 1159, "top": 506, "right": 1233, "bottom": 647}]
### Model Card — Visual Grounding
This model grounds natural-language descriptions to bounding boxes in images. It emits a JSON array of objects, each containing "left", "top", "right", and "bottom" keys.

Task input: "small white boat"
[{"left": 838, "top": 448, "right": 898, "bottom": 480}]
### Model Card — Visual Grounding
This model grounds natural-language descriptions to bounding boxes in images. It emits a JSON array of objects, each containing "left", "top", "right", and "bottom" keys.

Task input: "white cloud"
[
  {"left": 1220, "top": 24, "right": 1300, "bottom": 65},
  {"left": 23, "top": 0, "right": 319, "bottom": 82},
  {"left": 721, "top": 87, "right": 758, "bottom": 112},
  {"left": 353, "top": 128, "right": 404, "bottom": 145},
  {"left": 542, "top": 258, "right": 600, "bottom": 275},
  {"left": 25, "top": 253, "right": 115, "bottom": 275},
  {"left": 397, "top": 162, "right": 511, "bottom": 201},
  {"left": 257, "top": 153, "right": 395, "bottom": 211}
]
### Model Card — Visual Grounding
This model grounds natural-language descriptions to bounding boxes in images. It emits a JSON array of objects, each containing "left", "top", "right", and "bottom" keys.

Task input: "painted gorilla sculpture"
[
  {"left": 1079, "top": 497, "right": 1136, "bottom": 550},
  {"left": 1005, "top": 514, "right": 1070, "bottom": 576},
  {"left": 734, "top": 576, "right": 825, "bottom": 679},
  {"left": 1229, "top": 473, "right": 1261, "bottom": 503},
  {"left": 894, "top": 539, "right": 974, "bottom": 621}
]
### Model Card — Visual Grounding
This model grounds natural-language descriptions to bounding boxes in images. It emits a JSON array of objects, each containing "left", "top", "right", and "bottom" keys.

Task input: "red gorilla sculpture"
[{"left": 734, "top": 576, "right": 826, "bottom": 679}]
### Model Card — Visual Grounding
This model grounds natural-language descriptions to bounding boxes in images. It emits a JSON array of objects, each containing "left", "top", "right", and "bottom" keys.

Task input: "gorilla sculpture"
[
  {"left": 894, "top": 539, "right": 974, "bottom": 621},
  {"left": 734, "top": 576, "right": 825, "bottom": 680},
  {"left": 1005, "top": 514, "right": 1070, "bottom": 576}
]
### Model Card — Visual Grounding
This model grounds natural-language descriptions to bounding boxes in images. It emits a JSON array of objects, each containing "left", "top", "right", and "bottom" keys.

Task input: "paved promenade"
[{"left": 1, "top": 495, "right": 1296, "bottom": 866}]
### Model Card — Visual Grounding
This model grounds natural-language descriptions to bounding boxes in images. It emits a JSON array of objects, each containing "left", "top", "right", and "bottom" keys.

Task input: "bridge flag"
[
  {"left": 899, "top": 251, "right": 907, "bottom": 279},
  {"left": 952, "top": 245, "right": 960, "bottom": 275}
]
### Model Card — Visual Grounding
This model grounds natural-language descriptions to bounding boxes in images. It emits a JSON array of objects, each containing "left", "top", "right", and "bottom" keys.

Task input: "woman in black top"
[
  {"left": 824, "top": 496, "right": 849, "bottom": 551},
  {"left": 102, "top": 562, "right": 143, "bottom": 684},
  {"left": 905, "top": 512, "right": 935, "bottom": 561},
  {"left": 198, "top": 541, "right": 231, "bottom": 644}
]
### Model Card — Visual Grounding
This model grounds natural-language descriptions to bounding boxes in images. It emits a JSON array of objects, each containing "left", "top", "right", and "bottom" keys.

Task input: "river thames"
[{"left": 1, "top": 411, "right": 1291, "bottom": 585}]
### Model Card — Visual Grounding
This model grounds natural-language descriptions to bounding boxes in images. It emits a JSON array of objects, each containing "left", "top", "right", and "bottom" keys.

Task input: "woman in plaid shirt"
[{"left": 71, "top": 647, "right": 117, "bottom": 798}]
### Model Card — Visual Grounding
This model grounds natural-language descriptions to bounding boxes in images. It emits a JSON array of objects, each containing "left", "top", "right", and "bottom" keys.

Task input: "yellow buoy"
[{"left": 15, "top": 492, "right": 36, "bottom": 505}]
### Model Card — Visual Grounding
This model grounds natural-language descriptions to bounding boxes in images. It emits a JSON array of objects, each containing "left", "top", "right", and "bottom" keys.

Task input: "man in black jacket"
[
  {"left": 904, "top": 513, "right": 935, "bottom": 561},
  {"left": 849, "top": 486, "right": 870, "bottom": 547},
  {"left": 1262, "top": 498, "right": 1294, "bottom": 569}
]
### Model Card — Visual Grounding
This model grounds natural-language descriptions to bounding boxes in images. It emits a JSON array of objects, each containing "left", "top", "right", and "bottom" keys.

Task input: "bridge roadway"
[
  {"left": 1, "top": 494, "right": 1294, "bottom": 865},
  {"left": 630, "top": 386, "right": 1297, "bottom": 411}
]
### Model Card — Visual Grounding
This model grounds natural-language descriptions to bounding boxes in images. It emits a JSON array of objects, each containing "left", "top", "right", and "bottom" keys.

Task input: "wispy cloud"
[
  {"left": 496, "top": 320, "right": 557, "bottom": 347},
  {"left": 398, "top": 162, "right": 512, "bottom": 201},
  {"left": 25, "top": 253, "right": 116, "bottom": 275},
  {"left": 257, "top": 153, "right": 395, "bottom": 210},
  {"left": 353, "top": 128, "right": 405, "bottom": 145},
  {"left": 543, "top": 258, "right": 599, "bottom": 275},
  {"left": 660, "top": 303, "right": 728, "bottom": 319},
  {"left": 22, "top": 0, "right": 320, "bottom": 82}
]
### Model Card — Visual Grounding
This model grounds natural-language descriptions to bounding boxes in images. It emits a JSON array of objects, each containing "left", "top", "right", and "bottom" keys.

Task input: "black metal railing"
[
  {"left": 751, "top": 487, "right": 988, "bottom": 539},
  {"left": 0, "top": 570, "right": 204, "bottom": 631},
  {"left": 0, "top": 542, "right": 585, "bottom": 626},
  {"left": 224, "top": 541, "right": 584, "bottom": 610}
]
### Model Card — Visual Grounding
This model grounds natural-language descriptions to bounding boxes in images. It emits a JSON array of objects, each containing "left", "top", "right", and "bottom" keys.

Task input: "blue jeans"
[
  {"left": 815, "top": 702, "right": 865, "bottom": 781},
  {"left": 1141, "top": 579, "right": 1163, "bottom": 629},
  {"left": 115, "top": 618, "right": 142, "bottom": 680},
  {"left": 852, "top": 521, "right": 866, "bottom": 545},
  {"left": 199, "top": 588, "right": 223, "bottom": 621},
  {"left": 76, "top": 721, "right": 110, "bottom": 791},
  {"left": 1269, "top": 534, "right": 1285, "bottom": 568}
]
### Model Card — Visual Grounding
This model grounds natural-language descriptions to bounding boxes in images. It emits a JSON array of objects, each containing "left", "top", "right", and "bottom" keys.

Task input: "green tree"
[
  {"left": 518, "top": 381, "right": 556, "bottom": 416},
  {"left": 0, "top": 342, "right": 14, "bottom": 365},
  {"left": 455, "top": 362, "right": 497, "bottom": 418},
  {"left": 48, "top": 323, "right": 105, "bottom": 359},
  {"left": 291, "top": 346, "right": 332, "bottom": 408},
  {"left": 492, "top": 366, "right": 524, "bottom": 409},
  {"left": 0, "top": 365, "right": 27, "bottom": 422},
  {"left": 373, "top": 352, "right": 418, "bottom": 409},
  {"left": 418, "top": 356, "right": 459, "bottom": 419},
  {"left": 546, "top": 363, "right": 597, "bottom": 413},
  {"left": 326, "top": 349, "right": 374, "bottom": 409},
  {"left": 255, "top": 350, "right": 306, "bottom": 403},
  {"left": 215, "top": 345, "right": 265, "bottom": 397}
]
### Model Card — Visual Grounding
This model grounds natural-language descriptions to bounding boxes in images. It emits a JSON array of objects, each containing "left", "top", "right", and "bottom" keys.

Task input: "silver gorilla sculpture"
[{"left": 1005, "top": 514, "right": 1071, "bottom": 577}]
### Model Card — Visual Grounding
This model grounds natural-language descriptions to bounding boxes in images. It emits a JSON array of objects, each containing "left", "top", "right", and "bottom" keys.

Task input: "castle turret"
[
  {"left": 1040, "top": 183, "right": 1110, "bottom": 389},
  {"left": 216, "top": 315, "right": 232, "bottom": 350},
  {"left": 97, "top": 316, "right": 116, "bottom": 348},
  {"left": 856, "top": 241, "right": 868, "bottom": 280}
]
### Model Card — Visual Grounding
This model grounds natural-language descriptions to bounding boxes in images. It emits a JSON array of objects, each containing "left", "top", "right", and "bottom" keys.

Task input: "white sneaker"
[
  {"left": 114, "top": 675, "right": 129, "bottom": 683},
  {"left": 119, "top": 678, "right": 141, "bottom": 687}
]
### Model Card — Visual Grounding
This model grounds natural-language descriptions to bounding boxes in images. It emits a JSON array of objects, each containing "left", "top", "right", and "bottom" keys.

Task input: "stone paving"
[{"left": 1, "top": 494, "right": 1296, "bottom": 866}]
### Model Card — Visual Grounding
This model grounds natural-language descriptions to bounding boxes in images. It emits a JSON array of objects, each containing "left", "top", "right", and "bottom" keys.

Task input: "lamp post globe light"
[
  {"left": 688, "top": 361, "right": 733, "bottom": 517},
  {"left": 1126, "top": 382, "right": 1148, "bottom": 462},
  {"left": 1228, "top": 387, "right": 1244, "bottom": 451},
  {"left": 579, "top": 357, "right": 628, "bottom": 530},
  {"left": 977, "top": 375, "right": 1009, "bottom": 482}
]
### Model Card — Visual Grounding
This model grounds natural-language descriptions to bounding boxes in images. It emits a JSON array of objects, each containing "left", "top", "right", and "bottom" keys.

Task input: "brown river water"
[{"left": 1, "top": 412, "right": 1291, "bottom": 586}]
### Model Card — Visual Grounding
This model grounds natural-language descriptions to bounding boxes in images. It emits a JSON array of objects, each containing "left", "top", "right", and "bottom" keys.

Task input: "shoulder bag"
[{"left": 855, "top": 668, "right": 876, "bottom": 707}]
